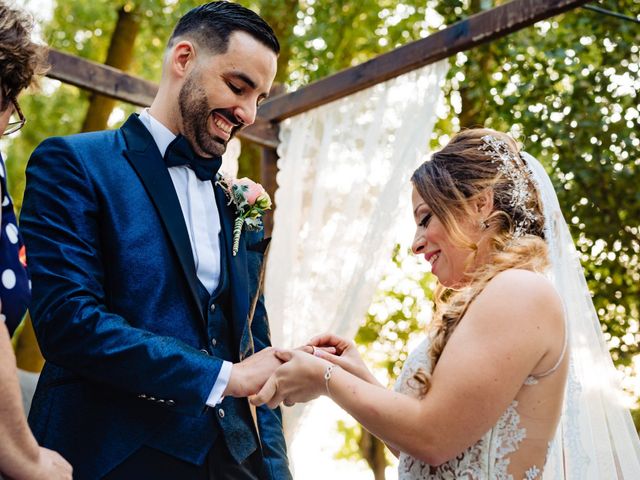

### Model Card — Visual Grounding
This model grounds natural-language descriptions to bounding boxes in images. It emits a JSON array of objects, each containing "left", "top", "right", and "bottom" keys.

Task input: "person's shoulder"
[
  {"left": 489, "top": 268, "right": 555, "bottom": 293},
  {"left": 33, "top": 128, "right": 125, "bottom": 165},
  {"left": 40, "top": 128, "right": 121, "bottom": 149},
  {"left": 474, "top": 268, "right": 563, "bottom": 326}
]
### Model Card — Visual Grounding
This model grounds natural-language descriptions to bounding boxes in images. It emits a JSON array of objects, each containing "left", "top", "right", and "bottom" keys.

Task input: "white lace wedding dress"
[
  {"left": 392, "top": 152, "right": 640, "bottom": 479},
  {"left": 394, "top": 335, "right": 566, "bottom": 480}
]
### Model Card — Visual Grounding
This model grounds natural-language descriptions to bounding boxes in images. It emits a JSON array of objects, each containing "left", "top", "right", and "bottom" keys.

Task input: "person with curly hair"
[
  {"left": 0, "top": 1, "right": 72, "bottom": 479},
  {"left": 252, "top": 128, "right": 640, "bottom": 479}
]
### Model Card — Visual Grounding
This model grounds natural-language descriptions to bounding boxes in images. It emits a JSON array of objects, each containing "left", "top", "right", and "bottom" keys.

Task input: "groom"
[{"left": 20, "top": 2, "right": 290, "bottom": 479}]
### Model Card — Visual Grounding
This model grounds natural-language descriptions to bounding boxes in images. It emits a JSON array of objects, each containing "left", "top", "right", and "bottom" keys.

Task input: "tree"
[{"left": 81, "top": 4, "right": 141, "bottom": 133}]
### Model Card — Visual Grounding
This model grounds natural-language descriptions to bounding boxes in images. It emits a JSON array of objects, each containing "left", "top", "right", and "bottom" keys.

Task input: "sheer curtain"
[{"left": 264, "top": 60, "right": 449, "bottom": 440}]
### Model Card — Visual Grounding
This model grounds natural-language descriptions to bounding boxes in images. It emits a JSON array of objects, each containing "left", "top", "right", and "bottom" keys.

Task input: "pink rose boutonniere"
[{"left": 217, "top": 173, "right": 272, "bottom": 256}]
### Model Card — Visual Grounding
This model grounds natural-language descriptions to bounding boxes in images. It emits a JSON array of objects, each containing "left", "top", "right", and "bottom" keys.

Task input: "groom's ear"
[{"left": 168, "top": 40, "right": 196, "bottom": 80}]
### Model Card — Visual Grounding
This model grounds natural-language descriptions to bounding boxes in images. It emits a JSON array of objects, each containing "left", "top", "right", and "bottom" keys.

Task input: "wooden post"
[
  {"left": 46, "top": 48, "right": 157, "bottom": 106},
  {"left": 259, "top": 84, "right": 285, "bottom": 237},
  {"left": 261, "top": 144, "right": 279, "bottom": 237}
]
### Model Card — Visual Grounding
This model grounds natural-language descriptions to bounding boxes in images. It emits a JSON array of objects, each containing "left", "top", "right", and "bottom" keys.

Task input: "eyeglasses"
[{"left": 2, "top": 97, "right": 26, "bottom": 136}]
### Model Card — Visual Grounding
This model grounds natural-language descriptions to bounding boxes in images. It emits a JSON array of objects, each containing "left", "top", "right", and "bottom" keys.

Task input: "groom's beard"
[{"left": 178, "top": 73, "right": 241, "bottom": 157}]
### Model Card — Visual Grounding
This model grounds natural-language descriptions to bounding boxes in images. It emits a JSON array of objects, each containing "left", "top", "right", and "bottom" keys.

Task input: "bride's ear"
[{"left": 473, "top": 188, "right": 494, "bottom": 220}]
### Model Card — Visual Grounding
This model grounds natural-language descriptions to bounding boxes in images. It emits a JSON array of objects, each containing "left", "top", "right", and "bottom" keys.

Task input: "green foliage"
[
  {"left": 438, "top": 0, "right": 640, "bottom": 369},
  {"left": 272, "top": 0, "right": 437, "bottom": 89},
  {"left": 355, "top": 246, "right": 435, "bottom": 381},
  {"left": 335, "top": 418, "right": 365, "bottom": 462}
]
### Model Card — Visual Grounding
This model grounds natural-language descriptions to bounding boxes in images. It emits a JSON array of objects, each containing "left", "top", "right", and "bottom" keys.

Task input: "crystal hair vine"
[{"left": 478, "top": 134, "right": 538, "bottom": 238}]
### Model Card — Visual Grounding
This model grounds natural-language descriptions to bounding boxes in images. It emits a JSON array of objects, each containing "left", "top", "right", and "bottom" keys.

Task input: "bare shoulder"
[
  {"left": 470, "top": 268, "right": 564, "bottom": 332},
  {"left": 485, "top": 268, "right": 560, "bottom": 301}
]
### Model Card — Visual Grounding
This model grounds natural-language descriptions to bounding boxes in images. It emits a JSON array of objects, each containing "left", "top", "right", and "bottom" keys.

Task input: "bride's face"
[{"left": 411, "top": 186, "right": 477, "bottom": 288}]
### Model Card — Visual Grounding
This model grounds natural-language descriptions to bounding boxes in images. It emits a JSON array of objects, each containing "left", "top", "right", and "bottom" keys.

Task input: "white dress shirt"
[{"left": 138, "top": 110, "right": 231, "bottom": 406}]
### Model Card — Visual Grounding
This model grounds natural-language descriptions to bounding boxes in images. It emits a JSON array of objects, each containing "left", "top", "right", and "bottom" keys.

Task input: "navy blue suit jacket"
[{"left": 20, "top": 114, "right": 290, "bottom": 479}]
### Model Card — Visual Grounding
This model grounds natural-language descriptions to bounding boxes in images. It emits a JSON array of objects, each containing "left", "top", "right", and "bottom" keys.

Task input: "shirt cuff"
[{"left": 206, "top": 360, "right": 232, "bottom": 407}]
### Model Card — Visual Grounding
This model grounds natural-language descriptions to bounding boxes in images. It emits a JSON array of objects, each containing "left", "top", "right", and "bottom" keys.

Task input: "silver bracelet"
[{"left": 324, "top": 364, "right": 340, "bottom": 396}]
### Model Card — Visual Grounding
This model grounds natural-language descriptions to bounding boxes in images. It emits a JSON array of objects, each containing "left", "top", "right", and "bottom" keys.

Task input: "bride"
[{"left": 251, "top": 128, "right": 640, "bottom": 479}]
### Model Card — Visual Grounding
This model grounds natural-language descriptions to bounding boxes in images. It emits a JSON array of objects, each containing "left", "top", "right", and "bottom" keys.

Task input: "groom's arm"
[{"left": 21, "top": 136, "right": 230, "bottom": 417}]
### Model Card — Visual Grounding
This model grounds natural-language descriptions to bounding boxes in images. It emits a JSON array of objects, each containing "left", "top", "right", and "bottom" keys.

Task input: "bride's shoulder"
[
  {"left": 485, "top": 268, "right": 557, "bottom": 295},
  {"left": 473, "top": 269, "right": 563, "bottom": 324}
]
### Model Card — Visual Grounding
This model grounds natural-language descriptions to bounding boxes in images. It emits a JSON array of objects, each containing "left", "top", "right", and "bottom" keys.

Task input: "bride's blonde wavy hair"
[{"left": 409, "top": 128, "right": 549, "bottom": 397}]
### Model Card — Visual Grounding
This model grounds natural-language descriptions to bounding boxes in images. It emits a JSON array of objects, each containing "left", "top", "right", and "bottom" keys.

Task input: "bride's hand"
[
  {"left": 295, "top": 344, "right": 336, "bottom": 355},
  {"left": 250, "top": 350, "right": 330, "bottom": 409},
  {"left": 307, "top": 333, "right": 379, "bottom": 386}
]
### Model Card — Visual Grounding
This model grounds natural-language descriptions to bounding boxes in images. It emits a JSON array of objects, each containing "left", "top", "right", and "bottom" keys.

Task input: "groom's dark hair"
[{"left": 168, "top": 1, "right": 279, "bottom": 56}]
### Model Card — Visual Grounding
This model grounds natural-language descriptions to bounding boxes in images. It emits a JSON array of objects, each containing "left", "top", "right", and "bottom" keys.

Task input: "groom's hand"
[
  {"left": 250, "top": 350, "right": 329, "bottom": 409},
  {"left": 223, "top": 347, "right": 284, "bottom": 398}
]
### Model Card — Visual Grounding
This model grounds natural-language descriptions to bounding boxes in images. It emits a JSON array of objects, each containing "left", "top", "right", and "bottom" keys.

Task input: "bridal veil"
[{"left": 522, "top": 152, "right": 640, "bottom": 479}]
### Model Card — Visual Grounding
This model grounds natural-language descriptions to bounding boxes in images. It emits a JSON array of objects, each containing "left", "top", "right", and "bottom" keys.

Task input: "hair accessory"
[{"left": 478, "top": 135, "right": 537, "bottom": 238}]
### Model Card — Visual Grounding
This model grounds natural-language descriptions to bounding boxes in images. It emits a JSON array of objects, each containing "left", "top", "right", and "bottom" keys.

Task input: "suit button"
[
  {"left": 200, "top": 348, "right": 209, "bottom": 355},
  {"left": 218, "top": 408, "right": 225, "bottom": 419},
  {"left": 211, "top": 338, "right": 217, "bottom": 347},
  {"left": 166, "top": 400, "right": 175, "bottom": 406},
  {"left": 210, "top": 304, "right": 216, "bottom": 313}
]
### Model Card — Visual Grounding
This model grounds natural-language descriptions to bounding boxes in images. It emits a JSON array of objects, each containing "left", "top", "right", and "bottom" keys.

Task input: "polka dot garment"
[{"left": 0, "top": 154, "right": 31, "bottom": 336}]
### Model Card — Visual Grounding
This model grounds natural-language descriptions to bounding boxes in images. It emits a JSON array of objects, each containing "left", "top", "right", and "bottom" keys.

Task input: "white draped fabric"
[
  {"left": 264, "top": 60, "right": 449, "bottom": 439},
  {"left": 221, "top": 137, "right": 241, "bottom": 177},
  {"left": 523, "top": 153, "right": 640, "bottom": 479}
]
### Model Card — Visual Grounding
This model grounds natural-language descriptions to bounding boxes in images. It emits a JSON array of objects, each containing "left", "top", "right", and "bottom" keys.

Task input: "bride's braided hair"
[{"left": 409, "top": 128, "right": 549, "bottom": 397}]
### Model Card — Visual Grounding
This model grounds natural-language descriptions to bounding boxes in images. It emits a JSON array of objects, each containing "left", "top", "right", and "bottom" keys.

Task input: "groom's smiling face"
[{"left": 178, "top": 31, "right": 277, "bottom": 157}]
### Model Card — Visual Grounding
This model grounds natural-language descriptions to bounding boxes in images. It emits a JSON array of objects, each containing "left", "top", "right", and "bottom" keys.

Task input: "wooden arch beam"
[
  {"left": 45, "top": 0, "right": 589, "bottom": 147},
  {"left": 258, "top": 0, "right": 589, "bottom": 122}
]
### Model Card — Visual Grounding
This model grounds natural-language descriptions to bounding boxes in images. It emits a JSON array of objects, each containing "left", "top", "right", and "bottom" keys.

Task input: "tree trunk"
[
  {"left": 81, "top": 6, "right": 140, "bottom": 132},
  {"left": 359, "top": 429, "right": 387, "bottom": 480}
]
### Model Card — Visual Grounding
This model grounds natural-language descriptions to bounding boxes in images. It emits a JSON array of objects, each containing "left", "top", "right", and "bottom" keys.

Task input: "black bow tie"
[{"left": 163, "top": 135, "right": 222, "bottom": 182}]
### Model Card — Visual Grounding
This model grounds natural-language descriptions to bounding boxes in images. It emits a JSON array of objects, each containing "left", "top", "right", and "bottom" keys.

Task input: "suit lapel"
[
  {"left": 214, "top": 183, "right": 251, "bottom": 355},
  {"left": 120, "top": 114, "right": 205, "bottom": 326}
]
